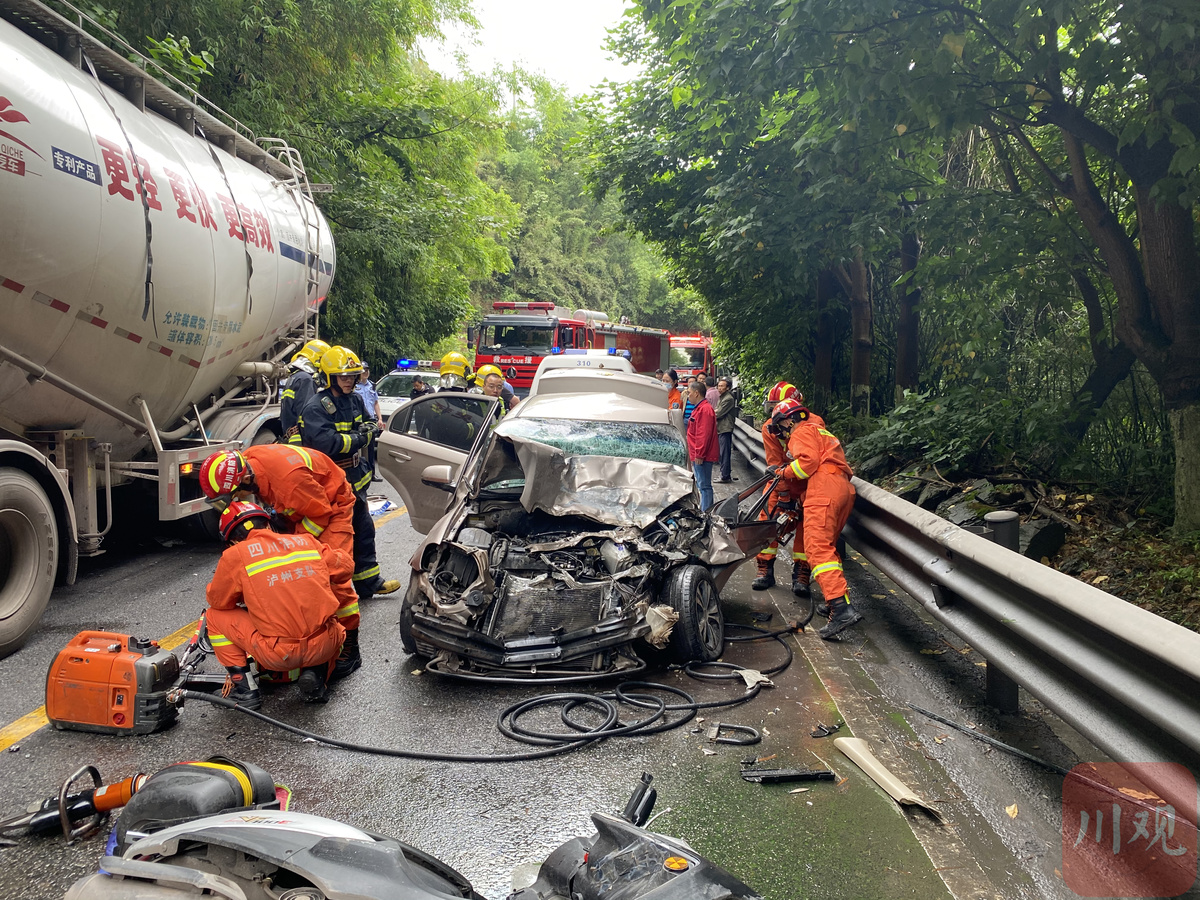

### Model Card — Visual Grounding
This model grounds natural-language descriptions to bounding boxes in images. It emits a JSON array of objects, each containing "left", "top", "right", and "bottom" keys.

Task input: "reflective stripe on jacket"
[
  {"left": 206, "top": 531, "right": 351, "bottom": 639},
  {"left": 243, "top": 444, "right": 354, "bottom": 538}
]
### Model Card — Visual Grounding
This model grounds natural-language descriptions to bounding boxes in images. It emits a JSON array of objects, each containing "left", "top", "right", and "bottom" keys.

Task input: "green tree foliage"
[
  {"left": 92, "top": 0, "right": 515, "bottom": 367},
  {"left": 471, "top": 74, "right": 706, "bottom": 334},
  {"left": 588, "top": 0, "right": 1199, "bottom": 526}
]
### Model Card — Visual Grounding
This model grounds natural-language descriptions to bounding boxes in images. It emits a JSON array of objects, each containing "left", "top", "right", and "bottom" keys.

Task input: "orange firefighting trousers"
[
  {"left": 800, "top": 465, "right": 855, "bottom": 600},
  {"left": 207, "top": 609, "right": 344, "bottom": 673}
]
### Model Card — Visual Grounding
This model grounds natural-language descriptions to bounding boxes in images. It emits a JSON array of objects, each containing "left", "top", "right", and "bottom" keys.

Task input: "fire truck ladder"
[{"left": 259, "top": 138, "right": 332, "bottom": 332}]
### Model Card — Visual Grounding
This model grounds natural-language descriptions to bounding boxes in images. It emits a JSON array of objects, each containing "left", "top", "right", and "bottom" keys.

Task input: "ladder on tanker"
[{"left": 259, "top": 138, "right": 331, "bottom": 329}]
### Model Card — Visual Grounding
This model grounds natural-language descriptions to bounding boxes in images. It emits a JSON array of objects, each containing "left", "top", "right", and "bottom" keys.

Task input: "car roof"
[
  {"left": 531, "top": 368, "right": 667, "bottom": 405},
  {"left": 509, "top": 390, "right": 674, "bottom": 425}
]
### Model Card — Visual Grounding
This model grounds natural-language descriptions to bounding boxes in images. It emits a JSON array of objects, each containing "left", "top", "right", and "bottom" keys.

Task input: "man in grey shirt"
[{"left": 715, "top": 377, "right": 738, "bottom": 483}]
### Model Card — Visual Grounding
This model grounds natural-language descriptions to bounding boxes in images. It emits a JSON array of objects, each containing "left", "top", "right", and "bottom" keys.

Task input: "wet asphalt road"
[{"left": 0, "top": 464, "right": 1155, "bottom": 900}]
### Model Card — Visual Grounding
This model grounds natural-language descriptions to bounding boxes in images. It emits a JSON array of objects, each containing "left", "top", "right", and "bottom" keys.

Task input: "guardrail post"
[{"left": 982, "top": 511, "right": 1021, "bottom": 714}]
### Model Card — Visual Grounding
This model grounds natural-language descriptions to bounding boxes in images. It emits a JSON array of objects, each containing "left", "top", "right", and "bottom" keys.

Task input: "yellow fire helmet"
[
  {"left": 475, "top": 364, "right": 503, "bottom": 381},
  {"left": 320, "top": 346, "right": 365, "bottom": 379},
  {"left": 290, "top": 339, "right": 331, "bottom": 372},
  {"left": 439, "top": 351, "right": 470, "bottom": 379}
]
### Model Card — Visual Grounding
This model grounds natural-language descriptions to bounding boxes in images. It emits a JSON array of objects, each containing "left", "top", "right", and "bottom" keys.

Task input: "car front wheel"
[{"left": 663, "top": 564, "right": 724, "bottom": 663}]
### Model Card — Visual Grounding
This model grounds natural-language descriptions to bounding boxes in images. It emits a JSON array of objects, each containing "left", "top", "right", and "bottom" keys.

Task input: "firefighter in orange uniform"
[
  {"left": 199, "top": 445, "right": 362, "bottom": 679},
  {"left": 205, "top": 501, "right": 355, "bottom": 707},
  {"left": 770, "top": 397, "right": 861, "bottom": 639},
  {"left": 752, "top": 382, "right": 811, "bottom": 595}
]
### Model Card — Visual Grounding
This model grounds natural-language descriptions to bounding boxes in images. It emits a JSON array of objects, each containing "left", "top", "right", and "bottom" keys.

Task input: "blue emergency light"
[
  {"left": 396, "top": 358, "right": 417, "bottom": 369},
  {"left": 550, "top": 347, "right": 563, "bottom": 354}
]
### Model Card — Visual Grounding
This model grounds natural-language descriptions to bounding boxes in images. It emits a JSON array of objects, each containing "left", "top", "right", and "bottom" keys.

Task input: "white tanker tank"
[{"left": 0, "top": 0, "right": 336, "bottom": 655}]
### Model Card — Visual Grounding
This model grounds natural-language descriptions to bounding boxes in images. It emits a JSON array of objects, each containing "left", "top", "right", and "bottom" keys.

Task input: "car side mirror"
[
  {"left": 421, "top": 464, "right": 455, "bottom": 492},
  {"left": 467, "top": 325, "right": 477, "bottom": 346}
]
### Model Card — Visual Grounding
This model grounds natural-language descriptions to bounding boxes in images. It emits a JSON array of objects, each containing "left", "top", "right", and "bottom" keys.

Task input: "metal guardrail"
[
  {"left": 732, "top": 417, "right": 1200, "bottom": 814},
  {"left": 732, "top": 419, "right": 766, "bottom": 475}
]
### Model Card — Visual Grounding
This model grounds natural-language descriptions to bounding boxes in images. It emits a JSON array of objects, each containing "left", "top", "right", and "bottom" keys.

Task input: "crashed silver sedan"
[{"left": 377, "top": 378, "right": 777, "bottom": 681}]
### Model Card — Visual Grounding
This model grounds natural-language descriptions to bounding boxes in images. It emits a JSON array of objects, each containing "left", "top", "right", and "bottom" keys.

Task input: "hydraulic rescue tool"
[{"left": 0, "top": 767, "right": 146, "bottom": 841}]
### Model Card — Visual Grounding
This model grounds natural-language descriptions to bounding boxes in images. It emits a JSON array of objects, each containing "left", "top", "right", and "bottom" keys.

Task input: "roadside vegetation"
[
  {"left": 580, "top": 0, "right": 1200, "bottom": 625},
  {"left": 71, "top": 0, "right": 1200, "bottom": 625}
]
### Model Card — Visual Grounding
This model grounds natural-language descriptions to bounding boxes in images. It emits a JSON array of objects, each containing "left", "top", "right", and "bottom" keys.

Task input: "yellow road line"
[
  {"left": 0, "top": 505, "right": 409, "bottom": 751},
  {"left": 0, "top": 707, "right": 51, "bottom": 753},
  {"left": 376, "top": 504, "right": 408, "bottom": 527},
  {"left": 158, "top": 618, "right": 203, "bottom": 651}
]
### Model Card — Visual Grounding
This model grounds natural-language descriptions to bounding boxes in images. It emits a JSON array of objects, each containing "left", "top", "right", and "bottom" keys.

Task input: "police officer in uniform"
[
  {"left": 298, "top": 346, "right": 400, "bottom": 599},
  {"left": 281, "top": 339, "right": 330, "bottom": 445}
]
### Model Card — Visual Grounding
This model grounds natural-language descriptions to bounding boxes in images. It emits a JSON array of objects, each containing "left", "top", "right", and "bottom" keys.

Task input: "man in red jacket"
[
  {"left": 771, "top": 398, "right": 860, "bottom": 640},
  {"left": 205, "top": 501, "right": 353, "bottom": 707},
  {"left": 686, "top": 381, "right": 720, "bottom": 511}
]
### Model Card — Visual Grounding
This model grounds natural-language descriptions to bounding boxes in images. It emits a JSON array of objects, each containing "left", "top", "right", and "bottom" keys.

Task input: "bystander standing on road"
[
  {"left": 355, "top": 363, "right": 384, "bottom": 482},
  {"left": 705, "top": 373, "right": 720, "bottom": 409},
  {"left": 683, "top": 381, "right": 698, "bottom": 429},
  {"left": 663, "top": 369, "right": 683, "bottom": 410},
  {"left": 715, "top": 377, "right": 737, "bottom": 483},
  {"left": 686, "top": 381, "right": 719, "bottom": 510}
]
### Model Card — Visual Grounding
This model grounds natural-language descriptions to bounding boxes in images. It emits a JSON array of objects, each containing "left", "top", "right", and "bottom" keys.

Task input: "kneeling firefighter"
[
  {"left": 770, "top": 397, "right": 862, "bottom": 640},
  {"left": 298, "top": 346, "right": 401, "bottom": 601},
  {"left": 206, "top": 502, "right": 356, "bottom": 706},
  {"left": 199, "top": 445, "right": 363, "bottom": 680}
]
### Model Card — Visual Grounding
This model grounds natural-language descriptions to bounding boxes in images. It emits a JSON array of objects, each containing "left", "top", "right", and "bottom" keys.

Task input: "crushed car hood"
[{"left": 507, "top": 437, "right": 694, "bottom": 529}]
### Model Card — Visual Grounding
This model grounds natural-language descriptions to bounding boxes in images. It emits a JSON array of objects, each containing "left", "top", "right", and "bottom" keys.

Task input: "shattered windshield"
[{"left": 495, "top": 417, "right": 687, "bottom": 467}]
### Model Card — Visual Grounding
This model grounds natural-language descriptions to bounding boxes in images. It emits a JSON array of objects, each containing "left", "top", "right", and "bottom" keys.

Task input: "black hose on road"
[{"left": 178, "top": 622, "right": 802, "bottom": 763}]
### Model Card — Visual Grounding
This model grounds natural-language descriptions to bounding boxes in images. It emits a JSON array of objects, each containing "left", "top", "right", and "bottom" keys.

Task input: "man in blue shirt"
[{"left": 354, "top": 363, "right": 384, "bottom": 482}]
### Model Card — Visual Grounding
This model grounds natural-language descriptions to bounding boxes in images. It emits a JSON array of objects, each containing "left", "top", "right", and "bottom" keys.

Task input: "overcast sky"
[{"left": 420, "top": 0, "right": 638, "bottom": 96}]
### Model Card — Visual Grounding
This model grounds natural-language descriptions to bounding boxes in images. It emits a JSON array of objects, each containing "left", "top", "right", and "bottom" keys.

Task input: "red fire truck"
[
  {"left": 669, "top": 334, "right": 714, "bottom": 380},
  {"left": 473, "top": 302, "right": 671, "bottom": 394}
]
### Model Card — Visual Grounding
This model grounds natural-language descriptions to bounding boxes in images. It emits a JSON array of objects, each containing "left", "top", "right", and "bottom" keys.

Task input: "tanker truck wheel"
[{"left": 0, "top": 469, "right": 58, "bottom": 658}]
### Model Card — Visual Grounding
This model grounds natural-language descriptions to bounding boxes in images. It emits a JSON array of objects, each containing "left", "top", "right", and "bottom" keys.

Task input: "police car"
[{"left": 375, "top": 358, "right": 441, "bottom": 421}]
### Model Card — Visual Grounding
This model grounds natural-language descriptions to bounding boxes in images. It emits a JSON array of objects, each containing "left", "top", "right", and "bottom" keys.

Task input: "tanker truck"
[{"left": 0, "top": 0, "right": 336, "bottom": 656}]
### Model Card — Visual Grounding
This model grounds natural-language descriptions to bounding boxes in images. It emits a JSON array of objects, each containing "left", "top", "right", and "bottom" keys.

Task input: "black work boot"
[
  {"left": 221, "top": 665, "right": 262, "bottom": 710},
  {"left": 791, "top": 561, "right": 811, "bottom": 597},
  {"left": 751, "top": 558, "right": 776, "bottom": 591},
  {"left": 297, "top": 664, "right": 329, "bottom": 703},
  {"left": 816, "top": 600, "right": 831, "bottom": 618},
  {"left": 331, "top": 628, "right": 361, "bottom": 681},
  {"left": 819, "top": 596, "right": 863, "bottom": 640}
]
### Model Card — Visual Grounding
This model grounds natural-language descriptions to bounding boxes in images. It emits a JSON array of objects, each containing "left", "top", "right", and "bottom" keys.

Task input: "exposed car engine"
[{"left": 404, "top": 497, "right": 710, "bottom": 677}]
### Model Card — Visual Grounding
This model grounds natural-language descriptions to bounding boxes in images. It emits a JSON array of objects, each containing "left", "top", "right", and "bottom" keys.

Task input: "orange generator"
[{"left": 46, "top": 632, "right": 181, "bottom": 735}]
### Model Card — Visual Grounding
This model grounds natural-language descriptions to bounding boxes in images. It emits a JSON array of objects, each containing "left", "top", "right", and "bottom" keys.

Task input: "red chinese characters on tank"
[{"left": 96, "top": 133, "right": 274, "bottom": 254}]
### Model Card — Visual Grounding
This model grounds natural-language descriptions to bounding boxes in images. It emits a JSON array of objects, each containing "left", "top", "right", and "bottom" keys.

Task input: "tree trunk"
[
  {"left": 1170, "top": 405, "right": 1200, "bottom": 533},
  {"left": 1062, "top": 344, "right": 1136, "bottom": 444},
  {"left": 1061, "top": 268, "right": 1136, "bottom": 443},
  {"left": 836, "top": 249, "right": 872, "bottom": 417},
  {"left": 813, "top": 269, "right": 836, "bottom": 413},
  {"left": 895, "top": 228, "right": 920, "bottom": 404},
  {"left": 1057, "top": 132, "right": 1200, "bottom": 529}
]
